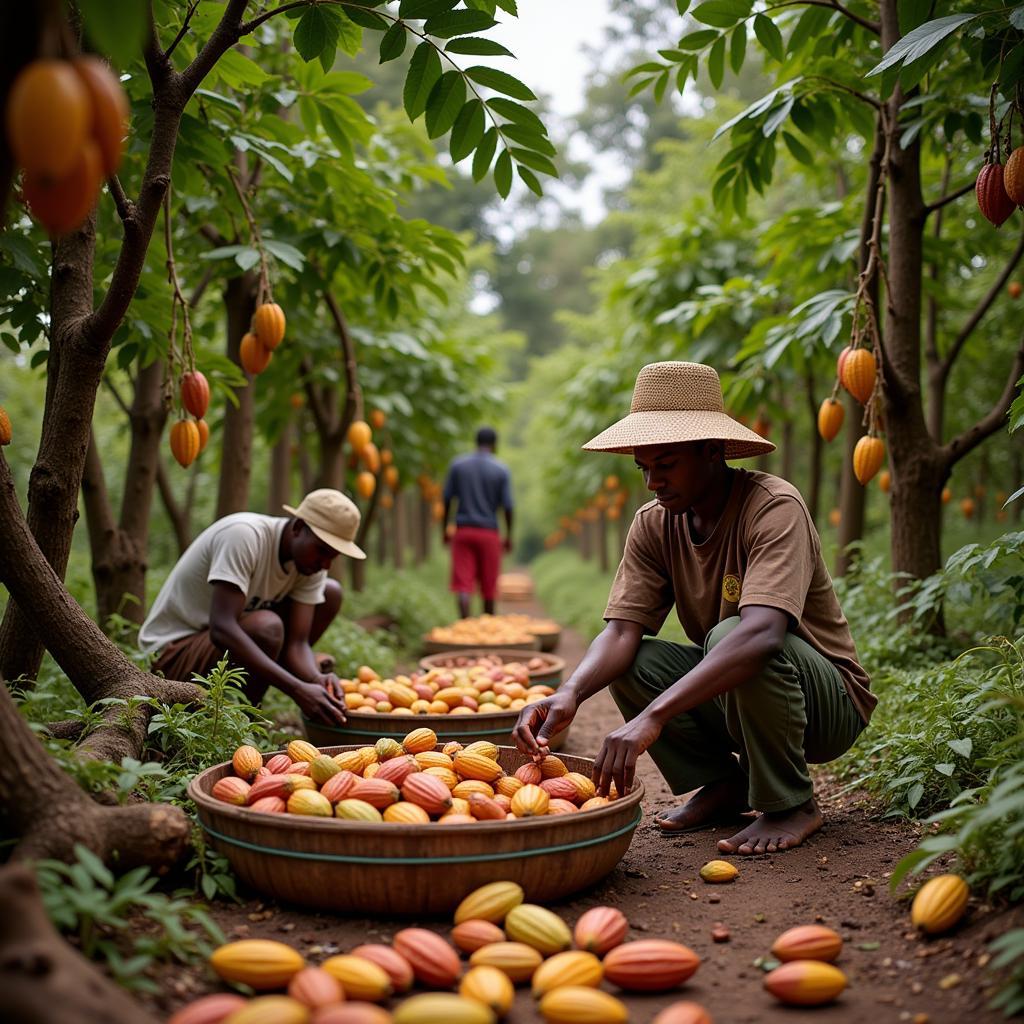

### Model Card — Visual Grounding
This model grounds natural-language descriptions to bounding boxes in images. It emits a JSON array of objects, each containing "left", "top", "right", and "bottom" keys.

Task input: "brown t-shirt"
[{"left": 604, "top": 469, "right": 875, "bottom": 724}]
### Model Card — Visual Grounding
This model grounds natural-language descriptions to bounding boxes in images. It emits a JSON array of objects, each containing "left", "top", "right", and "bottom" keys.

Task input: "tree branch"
[
  {"left": 103, "top": 375, "right": 133, "bottom": 418},
  {"left": 164, "top": 0, "right": 201, "bottom": 61},
  {"left": 924, "top": 178, "right": 975, "bottom": 215},
  {"left": 180, "top": 0, "right": 249, "bottom": 94},
  {"left": 767, "top": 0, "right": 879, "bottom": 35},
  {"left": 188, "top": 265, "right": 215, "bottom": 308},
  {"left": 300, "top": 355, "right": 332, "bottom": 434},
  {"left": 106, "top": 175, "right": 133, "bottom": 224},
  {"left": 805, "top": 75, "right": 881, "bottom": 110},
  {"left": 323, "top": 286, "right": 362, "bottom": 435},
  {"left": 942, "top": 335, "right": 1024, "bottom": 467},
  {"left": 240, "top": 1, "right": 316, "bottom": 36},
  {"left": 942, "top": 227, "right": 1024, "bottom": 378}
]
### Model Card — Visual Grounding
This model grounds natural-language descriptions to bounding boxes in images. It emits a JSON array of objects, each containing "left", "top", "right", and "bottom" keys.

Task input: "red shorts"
[{"left": 450, "top": 526, "right": 502, "bottom": 600}]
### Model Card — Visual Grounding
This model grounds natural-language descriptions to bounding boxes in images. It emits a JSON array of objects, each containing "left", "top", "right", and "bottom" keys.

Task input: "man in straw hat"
[
  {"left": 140, "top": 489, "right": 365, "bottom": 725},
  {"left": 514, "top": 362, "right": 873, "bottom": 855}
]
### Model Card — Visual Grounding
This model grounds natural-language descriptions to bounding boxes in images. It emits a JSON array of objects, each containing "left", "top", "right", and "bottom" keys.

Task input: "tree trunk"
[
  {"left": 156, "top": 456, "right": 192, "bottom": 554},
  {"left": 835, "top": 392, "right": 867, "bottom": 576},
  {"left": 392, "top": 492, "right": 405, "bottom": 570},
  {"left": 268, "top": 419, "right": 294, "bottom": 513},
  {"left": 216, "top": 274, "right": 257, "bottom": 519},
  {"left": 0, "top": 865, "right": 164, "bottom": 1024},
  {"left": 82, "top": 359, "right": 168, "bottom": 626}
]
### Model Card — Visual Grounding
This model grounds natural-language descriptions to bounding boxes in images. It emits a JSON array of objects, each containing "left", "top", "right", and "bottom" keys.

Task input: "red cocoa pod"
[
  {"left": 266, "top": 753, "right": 293, "bottom": 774},
  {"left": 604, "top": 939, "right": 701, "bottom": 991},
  {"left": 514, "top": 763, "right": 542, "bottom": 785},
  {"left": 977, "top": 163, "right": 1017, "bottom": 227},
  {"left": 393, "top": 928, "right": 461, "bottom": 989},
  {"left": 212, "top": 776, "right": 250, "bottom": 805},
  {"left": 349, "top": 777, "right": 401, "bottom": 809},
  {"left": 288, "top": 966, "right": 345, "bottom": 1009},
  {"left": 349, "top": 944, "right": 415, "bottom": 993},
  {"left": 539, "top": 777, "right": 578, "bottom": 801},
  {"left": 310, "top": 1005, "right": 392, "bottom": 1024},
  {"left": 320, "top": 770, "right": 359, "bottom": 805},
  {"left": 167, "top": 993, "right": 248, "bottom": 1024},
  {"left": 373, "top": 755, "right": 420, "bottom": 787},
  {"left": 249, "top": 796, "right": 287, "bottom": 814},
  {"left": 180, "top": 370, "right": 211, "bottom": 420}
]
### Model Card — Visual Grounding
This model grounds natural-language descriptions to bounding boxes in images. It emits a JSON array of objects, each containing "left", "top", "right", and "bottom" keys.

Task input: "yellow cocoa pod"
[
  {"left": 384, "top": 801, "right": 431, "bottom": 824},
  {"left": 442, "top": 741, "right": 463, "bottom": 757},
  {"left": 468, "top": 942, "right": 542, "bottom": 984},
  {"left": 450, "top": 797, "right": 472, "bottom": 817},
  {"left": 321, "top": 954, "right": 393, "bottom": 1002},
  {"left": 252, "top": 302, "right": 286, "bottom": 350},
  {"left": 455, "top": 881, "right": 525, "bottom": 925},
  {"left": 539, "top": 755, "right": 568, "bottom": 779},
  {"left": 375, "top": 737, "right": 404, "bottom": 761},
  {"left": 699, "top": 860, "right": 738, "bottom": 883},
  {"left": 287, "top": 740, "right": 320, "bottom": 763},
  {"left": 334, "top": 799, "right": 384, "bottom": 823},
  {"left": 771, "top": 924, "right": 842, "bottom": 963},
  {"left": 538, "top": 986, "right": 627, "bottom": 1023},
  {"left": 462, "top": 741, "right": 499, "bottom": 760},
  {"left": 334, "top": 750, "right": 365, "bottom": 773},
  {"left": 424, "top": 766, "right": 459, "bottom": 790},
  {"left": 403, "top": 727, "right": 438, "bottom": 754},
  {"left": 505, "top": 904, "right": 572, "bottom": 956},
  {"left": 388, "top": 683, "right": 418, "bottom": 709},
  {"left": 495, "top": 776, "right": 523, "bottom": 798},
  {"left": 579, "top": 797, "right": 610, "bottom": 811},
  {"left": 531, "top": 950, "right": 603, "bottom": 997},
  {"left": 309, "top": 755, "right": 341, "bottom": 786},
  {"left": 764, "top": 960, "right": 847, "bottom": 1006},
  {"left": 563, "top": 772, "right": 596, "bottom": 803},
  {"left": 853, "top": 434, "right": 885, "bottom": 486},
  {"left": 911, "top": 874, "right": 969, "bottom": 934},
  {"left": 392, "top": 993, "right": 495, "bottom": 1024},
  {"left": 452, "top": 780, "right": 495, "bottom": 800},
  {"left": 459, "top": 965, "right": 514, "bottom": 1016},
  {"left": 435, "top": 687, "right": 467, "bottom": 708},
  {"left": 510, "top": 784, "right": 549, "bottom": 818},
  {"left": 287, "top": 790, "right": 333, "bottom": 817},
  {"left": 222, "top": 996, "right": 308, "bottom": 1024},
  {"left": 210, "top": 939, "right": 305, "bottom": 990}
]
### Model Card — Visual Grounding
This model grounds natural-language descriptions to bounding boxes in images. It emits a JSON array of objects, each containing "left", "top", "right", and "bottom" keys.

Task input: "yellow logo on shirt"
[{"left": 722, "top": 574, "right": 741, "bottom": 603}]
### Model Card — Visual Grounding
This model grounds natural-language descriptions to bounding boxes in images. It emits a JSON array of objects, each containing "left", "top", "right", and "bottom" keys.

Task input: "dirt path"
[{"left": 159, "top": 591, "right": 1007, "bottom": 1023}]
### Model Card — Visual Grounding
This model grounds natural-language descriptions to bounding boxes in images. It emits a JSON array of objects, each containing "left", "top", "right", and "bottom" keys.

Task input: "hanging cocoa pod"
[
  {"left": 1004, "top": 146, "right": 1024, "bottom": 206},
  {"left": 976, "top": 163, "right": 1017, "bottom": 227}
]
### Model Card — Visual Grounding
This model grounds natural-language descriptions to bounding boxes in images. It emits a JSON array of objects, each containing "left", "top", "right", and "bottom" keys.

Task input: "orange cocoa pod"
[
  {"left": 288, "top": 966, "right": 345, "bottom": 1009},
  {"left": 253, "top": 302, "right": 286, "bottom": 350},
  {"left": 384, "top": 466, "right": 399, "bottom": 490},
  {"left": 380, "top": 448, "right": 393, "bottom": 466},
  {"left": 764, "top": 959, "right": 847, "bottom": 1006},
  {"left": 374, "top": 755, "right": 419, "bottom": 787},
  {"left": 167, "top": 993, "right": 248, "bottom": 1024},
  {"left": 6, "top": 59, "right": 91, "bottom": 176},
  {"left": 573, "top": 906, "right": 628, "bottom": 955},
  {"left": 878, "top": 469, "right": 891, "bottom": 493},
  {"left": 240, "top": 332, "right": 273, "bottom": 375},
  {"left": 321, "top": 955, "right": 392, "bottom": 1003},
  {"left": 349, "top": 944, "right": 414, "bottom": 993},
  {"left": 360, "top": 441, "right": 381, "bottom": 473},
  {"left": 817, "top": 397, "right": 844, "bottom": 443},
  {"left": 212, "top": 776, "right": 250, "bottom": 805},
  {"left": 1005, "top": 146, "right": 1024, "bottom": 206},
  {"left": 402, "top": 772, "right": 453, "bottom": 815},
  {"left": 310, "top": 1006, "right": 392, "bottom": 1024},
  {"left": 72, "top": 56, "right": 129, "bottom": 175},
  {"left": 853, "top": 435, "right": 885, "bottom": 485},
  {"left": 977, "top": 162, "right": 1017, "bottom": 227},
  {"left": 195, "top": 418, "right": 210, "bottom": 453},
  {"left": 514, "top": 763, "right": 541, "bottom": 785},
  {"left": 249, "top": 795, "right": 286, "bottom": 814},
  {"left": 369, "top": 409, "right": 386, "bottom": 429},
  {"left": 451, "top": 920, "right": 505, "bottom": 954},
  {"left": 393, "top": 927, "right": 462, "bottom": 989},
  {"left": 22, "top": 138, "right": 103, "bottom": 235},
  {"left": 539, "top": 777, "right": 577, "bottom": 801},
  {"left": 347, "top": 419, "right": 372, "bottom": 452},
  {"left": 771, "top": 924, "right": 842, "bottom": 963},
  {"left": 547, "top": 798, "right": 578, "bottom": 815},
  {"left": 349, "top": 777, "right": 400, "bottom": 809},
  {"left": 0, "top": 407, "right": 11, "bottom": 445},
  {"left": 539, "top": 754, "right": 567, "bottom": 778},
  {"left": 403, "top": 727, "right": 438, "bottom": 754},
  {"left": 180, "top": 370, "right": 211, "bottom": 419},
  {"left": 652, "top": 1001, "right": 714, "bottom": 1024},
  {"left": 383, "top": 800, "right": 431, "bottom": 824},
  {"left": 232, "top": 744, "right": 263, "bottom": 781},
  {"left": 468, "top": 793, "right": 506, "bottom": 821},
  {"left": 603, "top": 939, "right": 700, "bottom": 991},
  {"left": 170, "top": 419, "right": 201, "bottom": 468},
  {"left": 355, "top": 471, "right": 376, "bottom": 499},
  {"left": 841, "top": 348, "right": 876, "bottom": 404}
]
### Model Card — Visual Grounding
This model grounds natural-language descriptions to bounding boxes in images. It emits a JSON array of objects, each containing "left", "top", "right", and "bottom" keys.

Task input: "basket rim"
[
  {"left": 417, "top": 648, "right": 566, "bottom": 674},
  {"left": 188, "top": 744, "right": 644, "bottom": 838}
]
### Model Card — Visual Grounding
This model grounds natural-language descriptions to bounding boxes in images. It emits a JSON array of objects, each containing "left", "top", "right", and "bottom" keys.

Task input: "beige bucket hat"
[
  {"left": 582, "top": 361, "right": 775, "bottom": 459},
  {"left": 282, "top": 489, "right": 366, "bottom": 560}
]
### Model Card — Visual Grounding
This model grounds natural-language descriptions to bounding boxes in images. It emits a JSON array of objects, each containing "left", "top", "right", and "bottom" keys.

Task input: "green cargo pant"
[{"left": 609, "top": 617, "right": 865, "bottom": 812}]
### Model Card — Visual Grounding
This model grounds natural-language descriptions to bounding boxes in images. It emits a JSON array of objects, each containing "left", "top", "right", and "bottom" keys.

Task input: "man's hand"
[
  {"left": 309, "top": 671, "right": 344, "bottom": 701},
  {"left": 294, "top": 679, "right": 347, "bottom": 726},
  {"left": 592, "top": 712, "right": 662, "bottom": 799},
  {"left": 513, "top": 690, "right": 578, "bottom": 760}
]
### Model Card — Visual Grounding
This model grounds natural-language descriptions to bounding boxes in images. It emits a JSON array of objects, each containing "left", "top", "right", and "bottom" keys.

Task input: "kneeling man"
[
  {"left": 514, "top": 362, "right": 873, "bottom": 854},
  {"left": 140, "top": 489, "right": 364, "bottom": 726}
]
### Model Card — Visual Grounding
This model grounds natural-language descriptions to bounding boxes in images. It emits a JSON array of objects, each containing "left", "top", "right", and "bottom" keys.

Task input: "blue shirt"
[{"left": 443, "top": 451, "right": 514, "bottom": 530}]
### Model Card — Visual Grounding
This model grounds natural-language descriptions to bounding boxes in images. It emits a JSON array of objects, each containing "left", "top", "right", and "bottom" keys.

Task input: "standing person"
[
  {"left": 442, "top": 426, "right": 514, "bottom": 618},
  {"left": 514, "top": 362, "right": 873, "bottom": 855},
  {"left": 139, "top": 489, "right": 365, "bottom": 725}
]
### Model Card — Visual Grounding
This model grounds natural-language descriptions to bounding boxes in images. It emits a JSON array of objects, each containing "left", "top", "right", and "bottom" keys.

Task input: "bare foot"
[
  {"left": 655, "top": 777, "right": 750, "bottom": 834},
  {"left": 717, "top": 798, "right": 823, "bottom": 855}
]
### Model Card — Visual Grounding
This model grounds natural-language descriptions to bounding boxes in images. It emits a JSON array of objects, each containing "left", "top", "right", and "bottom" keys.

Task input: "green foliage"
[{"left": 35, "top": 845, "right": 223, "bottom": 993}]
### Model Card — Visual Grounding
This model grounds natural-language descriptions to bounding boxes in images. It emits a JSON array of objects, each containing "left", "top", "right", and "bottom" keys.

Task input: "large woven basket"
[
  {"left": 188, "top": 746, "right": 643, "bottom": 915},
  {"left": 417, "top": 649, "right": 566, "bottom": 689},
  {"left": 302, "top": 710, "right": 568, "bottom": 753},
  {"left": 421, "top": 634, "right": 541, "bottom": 655}
]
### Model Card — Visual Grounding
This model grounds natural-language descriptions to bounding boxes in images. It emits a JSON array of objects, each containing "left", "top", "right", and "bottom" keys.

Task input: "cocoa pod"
[{"left": 976, "top": 163, "right": 1017, "bottom": 227}]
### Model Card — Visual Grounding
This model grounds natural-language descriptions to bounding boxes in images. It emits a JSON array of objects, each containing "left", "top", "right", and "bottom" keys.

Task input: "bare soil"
[{"left": 152, "top": 591, "right": 1016, "bottom": 1023}]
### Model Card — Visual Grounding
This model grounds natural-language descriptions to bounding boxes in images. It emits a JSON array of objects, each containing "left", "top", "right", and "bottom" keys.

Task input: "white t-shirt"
[{"left": 139, "top": 513, "right": 327, "bottom": 654}]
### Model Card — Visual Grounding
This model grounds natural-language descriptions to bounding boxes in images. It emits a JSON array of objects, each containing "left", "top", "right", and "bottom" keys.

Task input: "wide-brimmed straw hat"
[
  {"left": 582, "top": 361, "right": 775, "bottom": 459},
  {"left": 282, "top": 489, "right": 366, "bottom": 560}
]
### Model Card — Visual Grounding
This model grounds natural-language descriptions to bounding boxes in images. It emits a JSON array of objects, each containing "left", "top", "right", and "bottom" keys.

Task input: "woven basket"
[
  {"left": 421, "top": 634, "right": 541, "bottom": 655},
  {"left": 188, "top": 746, "right": 643, "bottom": 914},
  {"left": 417, "top": 649, "right": 565, "bottom": 689},
  {"left": 302, "top": 710, "right": 568, "bottom": 753}
]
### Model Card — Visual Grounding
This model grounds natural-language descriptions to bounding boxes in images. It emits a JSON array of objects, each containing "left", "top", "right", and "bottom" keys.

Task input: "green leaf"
[
  {"left": 654, "top": 69, "right": 669, "bottom": 103},
  {"left": 708, "top": 34, "right": 726, "bottom": 88},
  {"left": 1, "top": 332, "right": 19, "bottom": 354},
  {"left": 403, "top": 41, "right": 443, "bottom": 120},
  {"left": 425, "top": 70, "right": 466, "bottom": 138},
  {"left": 753, "top": 14, "right": 784, "bottom": 62},
  {"left": 487, "top": 97, "right": 547, "bottom": 134},
  {"left": 400, "top": 0, "right": 458, "bottom": 16},
  {"left": 335, "top": 11, "right": 363, "bottom": 59},
  {"left": 781, "top": 131, "right": 813, "bottom": 165},
  {"left": 947, "top": 737, "right": 973, "bottom": 758},
  {"left": 866, "top": 14, "right": 976, "bottom": 76},
  {"left": 472, "top": 126, "right": 498, "bottom": 181},
  {"left": 508, "top": 147, "right": 557, "bottom": 176},
  {"left": 729, "top": 25, "right": 747, "bottom": 74},
  {"left": 498, "top": 123, "right": 556, "bottom": 155},
  {"left": 518, "top": 165, "right": 543, "bottom": 196},
  {"left": 379, "top": 23, "right": 408, "bottom": 63},
  {"left": 677, "top": 29, "right": 719, "bottom": 51},
  {"left": 493, "top": 148, "right": 513, "bottom": 197},
  {"left": 692, "top": 0, "right": 751, "bottom": 29},
  {"left": 294, "top": 7, "right": 339, "bottom": 64},
  {"left": 465, "top": 66, "right": 536, "bottom": 101},
  {"left": 677, "top": 0, "right": 692, "bottom": 14},
  {"left": 445, "top": 37, "right": 515, "bottom": 57},
  {"left": 449, "top": 99, "right": 486, "bottom": 162},
  {"left": 78, "top": 0, "right": 146, "bottom": 67},
  {"left": 263, "top": 239, "right": 305, "bottom": 272},
  {"left": 898, "top": 0, "right": 932, "bottom": 33},
  {"left": 423, "top": 9, "right": 497, "bottom": 38},
  {"left": 346, "top": 7, "right": 389, "bottom": 30}
]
